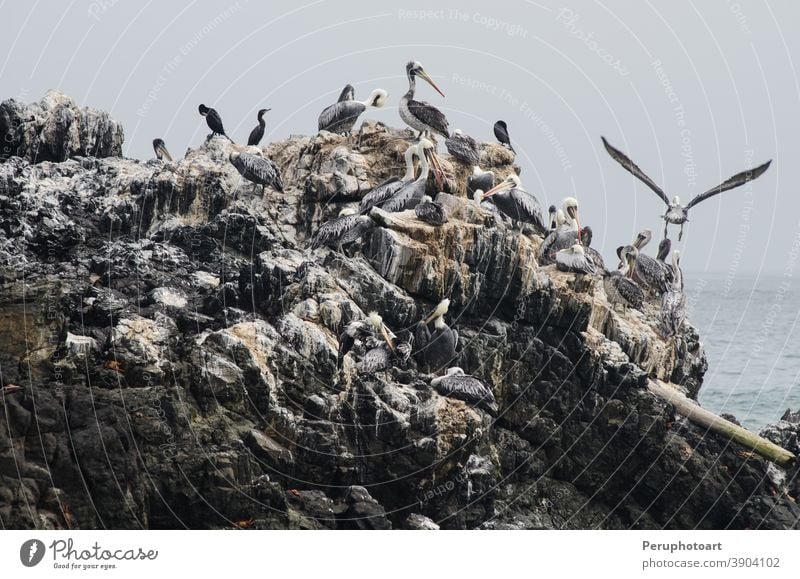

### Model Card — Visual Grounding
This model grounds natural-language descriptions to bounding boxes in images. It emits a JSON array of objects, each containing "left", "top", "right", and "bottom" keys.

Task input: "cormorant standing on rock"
[
  {"left": 199, "top": 104, "right": 232, "bottom": 141},
  {"left": 493, "top": 120, "right": 515, "bottom": 153},
  {"left": 247, "top": 108, "right": 271, "bottom": 146}
]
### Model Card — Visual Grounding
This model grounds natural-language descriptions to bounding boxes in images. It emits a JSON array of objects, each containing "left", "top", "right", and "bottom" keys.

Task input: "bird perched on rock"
[
  {"left": 579, "top": 226, "right": 605, "bottom": 271},
  {"left": 152, "top": 138, "right": 173, "bottom": 161},
  {"left": 318, "top": 88, "right": 388, "bottom": 134},
  {"left": 660, "top": 250, "right": 686, "bottom": 337},
  {"left": 198, "top": 104, "right": 232, "bottom": 141},
  {"left": 493, "top": 120, "right": 515, "bottom": 153},
  {"left": 556, "top": 244, "right": 596, "bottom": 275},
  {"left": 539, "top": 198, "right": 580, "bottom": 264},
  {"left": 604, "top": 248, "right": 644, "bottom": 311},
  {"left": 359, "top": 143, "right": 417, "bottom": 212},
  {"left": 619, "top": 229, "right": 672, "bottom": 295},
  {"left": 445, "top": 129, "right": 481, "bottom": 165},
  {"left": 602, "top": 136, "right": 771, "bottom": 240},
  {"left": 358, "top": 312, "right": 413, "bottom": 374},
  {"left": 229, "top": 151, "right": 283, "bottom": 194},
  {"left": 414, "top": 195, "right": 447, "bottom": 225},
  {"left": 415, "top": 299, "right": 458, "bottom": 373},
  {"left": 430, "top": 367, "right": 497, "bottom": 415},
  {"left": 400, "top": 61, "right": 449, "bottom": 139},
  {"left": 467, "top": 166, "right": 495, "bottom": 199},
  {"left": 337, "top": 84, "right": 355, "bottom": 102},
  {"left": 247, "top": 108, "right": 271, "bottom": 146},
  {"left": 312, "top": 208, "right": 375, "bottom": 252},
  {"left": 337, "top": 319, "right": 373, "bottom": 369},
  {"left": 479, "top": 174, "right": 545, "bottom": 233}
]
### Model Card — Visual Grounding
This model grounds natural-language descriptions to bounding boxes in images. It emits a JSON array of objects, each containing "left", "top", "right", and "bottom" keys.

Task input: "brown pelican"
[
  {"left": 198, "top": 104, "right": 232, "bottom": 141},
  {"left": 311, "top": 208, "right": 375, "bottom": 251},
  {"left": 493, "top": 120, "right": 515, "bottom": 153},
  {"left": 467, "top": 166, "right": 495, "bottom": 199},
  {"left": 538, "top": 197, "right": 580, "bottom": 263},
  {"left": 152, "top": 138, "right": 172, "bottom": 161},
  {"left": 445, "top": 129, "right": 480, "bottom": 165},
  {"left": 415, "top": 195, "right": 447, "bottom": 225},
  {"left": 430, "top": 368, "right": 497, "bottom": 415},
  {"left": 601, "top": 137, "right": 771, "bottom": 240},
  {"left": 579, "top": 226, "right": 606, "bottom": 271},
  {"left": 556, "top": 244, "right": 596, "bottom": 274},
  {"left": 399, "top": 61, "right": 449, "bottom": 139},
  {"left": 480, "top": 174, "right": 545, "bottom": 233},
  {"left": 623, "top": 229, "right": 672, "bottom": 294},
  {"left": 360, "top": 143, "right": 417, "bottom": 212},
  {"left": 229, "top": 151, "right": 283, "bottom": 194},
  {"left": 380, "top": 139, "right": 443, "bottom": 213},
  {"left": 415, "top": 299, "right": 459, "bottom": 373},
  {"left": 338, "top": 319, "right": 373, "bottom": 368},
  {"left": 358, "top": 312, "right": 413, "bottom": 374},
  {"left": 605, "top": 247, "right": 644, "bottom": 310},
  {"left": 247, "top": 108, "right": 271, "bottom": 146},
  {"left": 338, "top": 84, "right": 355, "bottom": 102},
  {"left": 660, "top": 250, "right": 686, "bottom": 337},
  {"left": 318, "top": 89, "right": 388, "bottom": 135}
]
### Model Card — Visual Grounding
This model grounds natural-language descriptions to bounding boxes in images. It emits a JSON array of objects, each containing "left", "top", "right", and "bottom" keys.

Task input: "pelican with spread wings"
[{"left": 602, "top": 137, "right": 771, "bottom": 240}]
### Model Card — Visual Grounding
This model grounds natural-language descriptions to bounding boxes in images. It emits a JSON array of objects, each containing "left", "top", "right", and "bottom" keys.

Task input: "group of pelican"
[{"left": 147, "top": 58, "right": 772, "bottom": 418}]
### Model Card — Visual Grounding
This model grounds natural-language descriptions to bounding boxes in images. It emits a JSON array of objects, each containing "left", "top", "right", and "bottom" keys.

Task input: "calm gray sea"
[{"left": 685, "top": 272, "right": 800, "bottom": 431}]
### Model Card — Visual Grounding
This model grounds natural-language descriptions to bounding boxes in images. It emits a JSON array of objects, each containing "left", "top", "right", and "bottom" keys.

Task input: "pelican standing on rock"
[
  {"left": 312, "top": 208, "right": 375, "bottom": 252},
  {"left": 556, "top": 244, "right": 596, "bottom": 274},
  {"left": 604, "top": 247, "right": 644, "bottom": 310},
  {"left": 318, "top": 88, "right": 388, "bottom": 134},
  {"left": 229, "top": 151, "right": 283, "bottom": 194},
  {"left": 626, "top": 229, "right": 672, "bottom": 294},
  {"left": 493, "top": 120, "right": 515, "bottom": 153},
  {"left": 359, "top": 143, "right": 418, "bottom": 212},
  {"left": 415, "top": 299, "right": 459, "bottom": 373},
  {"left": 579, "top": 226, "right": 606, "bottom": 271},
  {"left": 198, "top": 104, "right": 232, "bottom": 141},
  {"left": 415, "top": 195, "right": 447, "bottom": 225},
  {"left": 539, "top": 197, "right": 580, "bottom": 264},
  {"left": 445, "top": 129, "right": 480, "bottom": 165},
  {"left": 358, "top": 312, "right": 396, "bottom": 374},
  {"left": 431, "top": 368, "right": 497, "bottom": 415},
  {"left": 400, "top": 61, "right": 449, "bottom": 139},
  {"left": 479, "top": 174, "right": 545, "bottom": 233},
  {"left": 247, "top": 108, "right": 271, "bottom": 146},
  {"left": 152, "top": 138, "right": 173, "bottom": 161},
  {"left": 380, "top": 138, "right": 443, "bottom": 213},
  {"left": 601, "top": 136, "right": 771, "bottom": 240},
  {"left": 660, "top": 250, "right": 686, "bottom": 337}
]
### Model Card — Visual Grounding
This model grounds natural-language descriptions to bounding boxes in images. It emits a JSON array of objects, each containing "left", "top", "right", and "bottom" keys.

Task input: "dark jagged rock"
[{"left": 0, "top": 95, "right": 797, "bottom": 529}]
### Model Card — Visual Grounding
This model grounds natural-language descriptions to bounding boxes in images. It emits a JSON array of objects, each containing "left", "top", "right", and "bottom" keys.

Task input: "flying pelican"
[
  {"left": 430, "top": 368, "right": 498, "bottom": 415},
  {"left": 479, "top": 174, "right": 545, "bottom": 233},
  {"left": 601, "top": 137, "right": 771, "bottom": 240},
  {"left": 229, "top": 151, "right": 283, "bottom": 194},
  {"left": 338, "top": 84, "right": 355, "bottom": 102},
  {"left": 467, "top": 166, "right": 495, "bottom": 199},
  {"left": 152, "top": 138, "right": 173, "bottom": 162},
  {"left": 415, "top": 195, "right": 447, "bottom": 225},
  {"left": 338, "top": 319, "right": 373, "bottom": 368},
  {"left": 623, "top": 229, "right": 672, "bottom": 294},
  {"left": 399, "top": 61, "right": 449, "bottom": 139},
  {"left": 493, "top": 120, "right": 515, "bottom": 153},
  {"left": 556, "top": 244, "right": 596, "bottom": 274},
  {"left": 579, "top": 226, "right": 606, "bottom": 271},
  {"left": 380, "top": 139, "right": 443, "bottom": 213},
  {"left": 360, "top": 143, "right": 418, "bottom": 212},
  {"left": 415, "top": 299, "right": 458, "bottom": 373},
  {"left": 660, "top": 250, "right": 686, "bottom": 337},
  {"left": 445, "top": 129, "right": 481, "bottom": 165},
  {"left": 605, "top": 247, "right": 644, "bottom": 310},
  {"left": 539, "top": 197, "right": 580, "bottom": 264},
  {"left": 198, "top": 104, "right": 232, "bottom": 141},
  {"left": 318, "top": 89, "right": 388, "bottom": 135},
  {"left": 247, "top": 108, "right": 271, "bottom": 146},
  {"left": 312, "top": 208, "right": 375, "bottom": 252}
]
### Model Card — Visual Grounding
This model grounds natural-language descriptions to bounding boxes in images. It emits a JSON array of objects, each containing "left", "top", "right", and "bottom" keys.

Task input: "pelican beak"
[
  {"left": 568, "top": 206, "right": 581, "bottom": 235},
  {"left": 626, "top": 254, "right": 636, "bottom": 276},
  {"left": 425, "top": 148, "right": 445, "bottom": 189},
  {"left": 482, "top": 179, "right": 510, "bottom": 199},
  {"left": 424, "top": 311, "right": 439, "bottom": 325},
  {"left": 380, "top": 323, "right": 395, "bottom": 351},
  {"left": 417, "top": 68, "right": 445, "bottom": 97}
]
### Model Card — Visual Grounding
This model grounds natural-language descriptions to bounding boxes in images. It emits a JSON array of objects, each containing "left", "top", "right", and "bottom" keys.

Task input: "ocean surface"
[{"left": 685, "top": 272, "right": 800, "bottom": 431}]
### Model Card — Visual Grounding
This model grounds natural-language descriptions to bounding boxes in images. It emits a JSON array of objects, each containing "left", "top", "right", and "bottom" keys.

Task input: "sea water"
[{"left": 686, "top": 272, "right": 800, "bottom": 431}]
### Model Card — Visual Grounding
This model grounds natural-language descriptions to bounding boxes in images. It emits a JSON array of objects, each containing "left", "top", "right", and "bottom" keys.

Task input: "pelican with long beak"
[
  {"left": 380, "top": 138, "right": 443, "bottom": 212},
  {"left": 481, "top": 174, "right": 545, "bottom": 233},
  {"left": 416, "top": 299, "right": 459, "bottom": 373},
  {"left": 318, "top": 88, "right": 388, "bottom": 135},
  {"left": 400, "top": 61, "right": 450, "bottom": 139},
  {"left": 368, "top": 311, "right": 395, "bottom": 351}
]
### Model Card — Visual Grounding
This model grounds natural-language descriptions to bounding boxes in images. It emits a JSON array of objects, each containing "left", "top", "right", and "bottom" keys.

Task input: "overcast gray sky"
[{"left": 2, "top": 0, "right": 797, "bottom": 274}]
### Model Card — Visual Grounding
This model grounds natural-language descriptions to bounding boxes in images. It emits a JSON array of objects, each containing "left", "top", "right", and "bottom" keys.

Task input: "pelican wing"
[
  {"left": 407, "top": 98, "right": 450, "bottom": 138},
  {"left": 312, "top": 213, "right": 363, "bottom": 248},
  {"left": 233, "top": 153, "right": 283, "bottom": 191},
  {"left": 445, "top": 133, "right": 480, "bottom": 165},
  {"left": 686, "top": 160, "right": 771, "bottom": 209},
  {"left": 435, "top": 376, "right": 496, "bottom": 405},
  {"left": 318, "top": 101, "right": 366, "bottom": 133},
  {"left": 359, "top": 177, "right": 402, "bottom": 211},
  {"left": 556, "top": 249, "right": 595, "bottom": 274},
  {"left": 338, "top": 84, "right": 355, "bottom": 102},
  {"left": 359, "top": 345, "right": 392, "bottom": 374},
  {"left": 602, "top": 137, "right": 669, "bottom": 206},
  {"left": 510, "top": 188, "right": 545, "bottom": 232},
  {"left": 380, "top": 179, "right": 419, "bottom": 213}
]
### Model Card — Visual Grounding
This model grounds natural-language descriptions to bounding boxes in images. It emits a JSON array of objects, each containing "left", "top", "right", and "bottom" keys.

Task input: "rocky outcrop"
[
  {"left": 0, "top": 97, "right": 797, "bottom": 529},
  {"left": 0, "top": 90, "right": 123, "bottom": 164}
]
